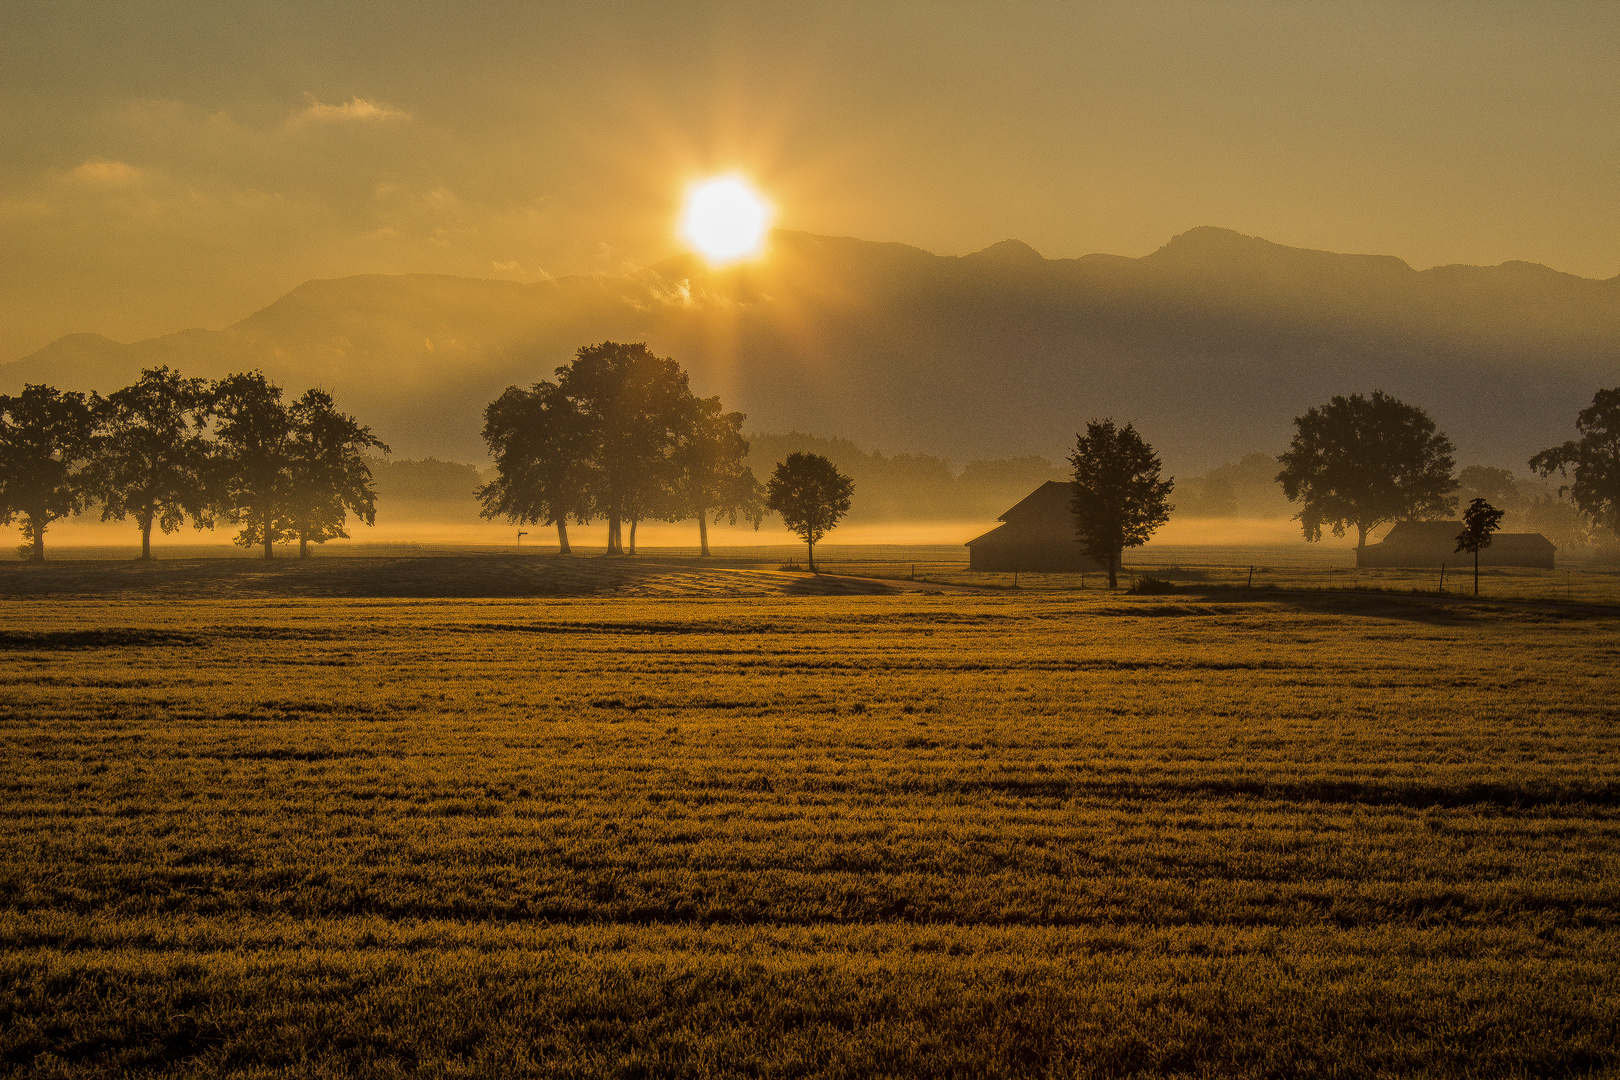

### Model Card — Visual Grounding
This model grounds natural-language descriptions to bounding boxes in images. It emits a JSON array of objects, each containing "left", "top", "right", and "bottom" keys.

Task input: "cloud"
[
  {"left": 289, "top": 96, "right": 409, "bottom": 128},
  {"left": 70, "top": 159, "right": 142, "bottom": 185}
]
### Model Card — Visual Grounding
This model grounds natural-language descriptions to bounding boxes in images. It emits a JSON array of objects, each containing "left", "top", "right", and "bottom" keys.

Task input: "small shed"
[
  {"left": 1357, "top": 520, "right": 1556, "bottom": 569},
  {"left": 966, "top": 481, "right": 1105, "bottom": 572}
]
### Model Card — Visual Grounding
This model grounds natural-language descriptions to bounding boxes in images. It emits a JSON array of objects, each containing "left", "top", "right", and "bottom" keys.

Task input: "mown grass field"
[{"left": 2, "top": 570, "right": 1618, "bottom": 1077}]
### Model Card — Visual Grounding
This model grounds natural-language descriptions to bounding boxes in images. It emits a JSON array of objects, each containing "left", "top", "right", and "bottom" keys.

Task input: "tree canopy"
[
  {"left": 766, "top": 452, "right": 853, "bottom": 572},
  {"left": 283, "top": 389, "right": 389, "bottom": 558},
  {"left": 1068, "top": 419, "right": 1174, "bottom": 588},
  {"left": 478, "top": 381, "right": 595, "bottom": 553},
  {"left": 1454, "top": 497, "right": 1505, "bottom": 595},
  {"left": 1529, "top": 386, "right": 1620, "bottom": 539},
  {"left": 1277, "top": 390, "right": 1458, "bottom": 549},
  {"left": 0, "top": 384, "right": 99, "bottom": 562},
  {"left": 209, "top": 372, "right": 383, "bottom": 558},
  {"left": 480, "top": 342, "right": 761, "bottom": 555},
  {"left": 210, "top": 372, "right": 295, "bottom": 558},
  {"left": 84, "top": 366, "right": 214, "bottom": 559},
  {"left": 672, "top": 397, "right": 765, "bottom": 556}
]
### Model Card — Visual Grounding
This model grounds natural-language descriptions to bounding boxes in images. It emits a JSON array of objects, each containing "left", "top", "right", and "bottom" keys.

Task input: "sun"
[{"left": 679, "top": 175, "right": 773, "bottom": 265}]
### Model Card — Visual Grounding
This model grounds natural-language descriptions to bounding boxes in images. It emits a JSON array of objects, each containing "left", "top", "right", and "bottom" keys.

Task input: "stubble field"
[{"left": 1, "top": 566, "right": 1618, "bottom": 1077}]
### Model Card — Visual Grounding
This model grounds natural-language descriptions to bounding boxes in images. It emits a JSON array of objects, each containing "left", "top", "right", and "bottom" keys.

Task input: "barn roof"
[
  {"left": 1381, "top": 521, "right": 1556, "bottom": 550},
  {"left": 997, "top": 481, "right": 1074, "bottom": 522}
]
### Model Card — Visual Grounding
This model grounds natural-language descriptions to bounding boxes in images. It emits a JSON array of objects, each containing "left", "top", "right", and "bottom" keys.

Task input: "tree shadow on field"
[
  {"left": 0, "top": 555, "right": 698, "bottom": 599},
  {"left": 0, "top": 555, "right": 910, "bottom": 600},
  {"left": 1183, "top": 586, "right": 1614, "bottom": 627}
]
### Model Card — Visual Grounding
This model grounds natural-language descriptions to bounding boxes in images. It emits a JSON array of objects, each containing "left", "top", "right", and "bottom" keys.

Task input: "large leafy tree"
[
  {"left": 1277, "top": 390, "right": 1458, "bottom": 551},
  {"left": 1529, "top": 386, "right": 1620, "bottom": 539},
  {"left": 210, "top": 371, "right": 295, "bottom": 558},
  {"left": 766, "top": 452, "right": 853, "bottom": 573},
  {"left": 284, "top": 389, "right": 389, "bottom": 558},
  {"left": 0, "top": 384, "right": 99, "bottom": 562},
  {"left": 478, "top": 381, "right": 595, "bottom": 553},
  {"left": 84, "top": 366, "right": 214, "bottom": 559},
  {"left": 672, "top": 396, "right": 764, "bottom": 556},
  {"left": 555, "top": 342, "right": 693, "bottom": 555},
  {"left": 1068, "top": 418, "right": 1174, "bottom": 588}
]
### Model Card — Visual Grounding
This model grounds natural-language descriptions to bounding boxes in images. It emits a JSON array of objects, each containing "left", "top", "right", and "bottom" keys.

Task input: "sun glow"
[{"left": 679, "top": 175, "right": 773, "bottom": 264}]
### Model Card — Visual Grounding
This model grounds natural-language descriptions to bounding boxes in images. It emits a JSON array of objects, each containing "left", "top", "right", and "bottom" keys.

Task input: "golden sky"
[{"left": 2, "top": 1, "right": 1616, "bottom": 361}]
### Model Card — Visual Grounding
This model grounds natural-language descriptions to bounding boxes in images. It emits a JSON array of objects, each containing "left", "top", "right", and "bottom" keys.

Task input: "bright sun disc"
[{"left": 679, "top": 176, "right": 772, "bottom": 264}]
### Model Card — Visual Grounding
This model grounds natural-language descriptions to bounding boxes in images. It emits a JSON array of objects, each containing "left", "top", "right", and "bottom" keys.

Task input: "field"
[{"left": 2, "top": 558, "right": 1618, "bottom": 1077}]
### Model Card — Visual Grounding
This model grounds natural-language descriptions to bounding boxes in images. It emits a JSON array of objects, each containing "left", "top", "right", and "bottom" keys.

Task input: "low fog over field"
[{"left": 34, "top": 433, "right": 1605, "bottom": 560}]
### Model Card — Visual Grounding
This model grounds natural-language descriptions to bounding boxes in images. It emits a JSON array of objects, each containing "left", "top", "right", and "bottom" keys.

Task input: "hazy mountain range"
[{"left": 6, "top": 227, "right": 1616, "bottom": 472}]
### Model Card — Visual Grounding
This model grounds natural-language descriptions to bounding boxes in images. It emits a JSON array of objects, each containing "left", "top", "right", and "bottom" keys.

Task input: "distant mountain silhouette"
[{"left": 6, "top": 228, "right": 1616, "bottom": 469}]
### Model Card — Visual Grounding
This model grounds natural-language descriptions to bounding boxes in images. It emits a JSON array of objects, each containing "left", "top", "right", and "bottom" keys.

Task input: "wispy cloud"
[
  {"left": 70, "top": 159, "right": 142, "bottom": 185},
  {"left": 289, "top": 96, "right": 409, "bottom": 129}
]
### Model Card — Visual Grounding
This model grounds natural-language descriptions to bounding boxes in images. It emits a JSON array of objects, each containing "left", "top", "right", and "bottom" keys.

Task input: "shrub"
[{"left": 1127, "top": 576, "right": 1176, "bottom": 595}]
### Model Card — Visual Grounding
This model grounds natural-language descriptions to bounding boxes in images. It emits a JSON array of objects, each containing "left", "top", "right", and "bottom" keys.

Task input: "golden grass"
[{"left": 1, "top": 584, "right": 1617, "bottom": 1076}]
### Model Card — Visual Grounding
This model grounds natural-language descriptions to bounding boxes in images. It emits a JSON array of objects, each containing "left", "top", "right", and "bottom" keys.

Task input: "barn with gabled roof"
[
  {"left": 1357, "top": 520, "right": 1556, "bottom": 568},
  {"left": 965, "top": 481, "right": 1106, "bottom": 572}
]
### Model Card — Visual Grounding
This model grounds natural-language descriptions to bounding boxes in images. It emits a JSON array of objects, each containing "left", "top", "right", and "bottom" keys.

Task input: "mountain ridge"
[{"left": 7, "top": 228, "right": 1617, "bottom": 472}]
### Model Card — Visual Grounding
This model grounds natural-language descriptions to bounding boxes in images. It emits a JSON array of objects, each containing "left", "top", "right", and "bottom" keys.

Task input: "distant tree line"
[{"left": 0, "top": 368, "right": 384, "bottom": 560}]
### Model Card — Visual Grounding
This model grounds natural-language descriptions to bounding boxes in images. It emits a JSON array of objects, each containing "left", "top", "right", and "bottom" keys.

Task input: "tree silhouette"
[
  {"left": 1457, "top": 465, "right": 1520, "bottom": 512},
  {"left": 672, "top": 396, "right": 764, "bottom": 556},
  {"left": 478, "top": 381, "right": 595, "bottom": 553},
  {"left": 84, "top": 366, "right": 214, "bottom": 559},
  {"left": 0, "top": 384, "right": 98, "bottom": 562},
  {"left": 1529, "top": 386, "right": 1620, "bottom": 539},
  {"left": 557, "top": 343, "right": 692, "bottom": 555},
  {"left": 1454, "top": 498, "right": 1504, "bottom": 596},
  {"left": 1277, "top": 390, "right": 1458, "bottom": 551},
  {"left": 766, "top": 452, "right": 853, "bottom": 573},
  {"left": 1068, "top": 419, "right": 1173, "bottom": 588},
  {"left": 209, "top": 372, "right": 294, "bottom": 559},
  {"left": 284, "top": 389, "right": 389, "bottom": 558}
]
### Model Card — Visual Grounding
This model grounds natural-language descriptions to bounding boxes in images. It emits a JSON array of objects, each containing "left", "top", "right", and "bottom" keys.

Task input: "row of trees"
[
  {"left": 0, "top": 368, "right": 384, "bottom": 560},
  {"left": 480, "top": 342, "right": 860, "bottom": 567}
]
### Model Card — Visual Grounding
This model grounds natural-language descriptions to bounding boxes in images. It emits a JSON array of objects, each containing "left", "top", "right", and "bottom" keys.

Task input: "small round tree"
[
  {"left": 766, "top": 452, "right": 853, "bottom": 573},
  {"left": 1454, "top": 498, "right": 1505, "bottom": 596}
]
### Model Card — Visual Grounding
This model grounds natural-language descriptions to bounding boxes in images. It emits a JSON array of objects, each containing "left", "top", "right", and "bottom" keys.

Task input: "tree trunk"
[
  {"left": 556, "top": 519, "right": 571, "bottom": 555},
  {"left": 1108, "top": 550, "right": 1119, "bottom": 589},
  {"left": 807, "top": 537, "right": 816, "bottom": 573},
  {"left": 698, "top": 510, "right": 710, "bottom": 557},
  {"left": 606, "top": 516, "right": 622, "bottom": 555},
  {"left": 263, "top": 513, "right": 274, "bottom": 559},
  {"left": 28, "top": 513, "right": 44, "bottom": 563},
  {"left": 299, "top": 530, "right": 310, "bottom": 559},
  {"left": 1356, "top": 523, "right": 1369, "bottom": 551},
  {"left": 1475, "top": 549, "right": 1480, "bottom": 595},
  {"left": 628, "top": 518, "right": 638, "bottom": 556},
  {"left": 140, "top": 515, "right": 153, "bottom": 560}
]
